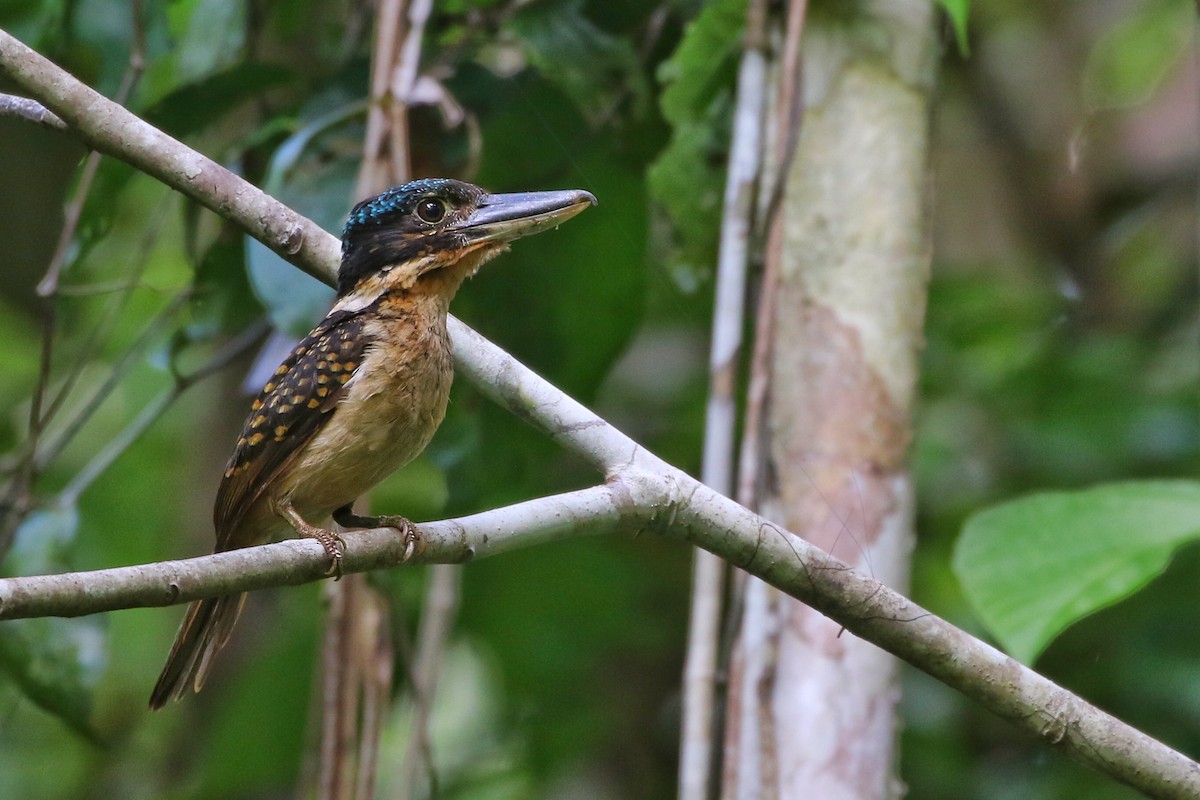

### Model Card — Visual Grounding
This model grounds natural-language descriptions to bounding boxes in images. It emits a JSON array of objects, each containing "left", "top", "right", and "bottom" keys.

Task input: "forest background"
[{"left": 0, "top": 1, "right": 1196, "bottom": 798}]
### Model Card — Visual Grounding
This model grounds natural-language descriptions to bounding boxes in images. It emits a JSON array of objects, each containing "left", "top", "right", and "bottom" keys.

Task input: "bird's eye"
[{"left": 416, "top": 198, "right": 447, "bottom": 224}]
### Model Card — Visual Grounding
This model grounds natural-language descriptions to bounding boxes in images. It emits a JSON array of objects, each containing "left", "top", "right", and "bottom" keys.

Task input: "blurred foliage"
[
  {"left": 1083, "top": 0, "right": 1193, "bottom": 110},
  {"left": 647, "top": 0, "right": 741, "bottom": 290},
  {"left": 0, "top": 1, "right": 1195, "bottom": 799}
]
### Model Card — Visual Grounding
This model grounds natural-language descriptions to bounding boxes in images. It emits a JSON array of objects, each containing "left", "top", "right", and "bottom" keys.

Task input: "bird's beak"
[{"left": 458, "top": 189, "right": 597, "bottom": 245}]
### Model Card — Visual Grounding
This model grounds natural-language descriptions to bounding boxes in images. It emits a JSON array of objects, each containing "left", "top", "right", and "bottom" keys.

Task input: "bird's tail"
[{"left": 148, "top": 592, "right": 247, "bottom": 710}]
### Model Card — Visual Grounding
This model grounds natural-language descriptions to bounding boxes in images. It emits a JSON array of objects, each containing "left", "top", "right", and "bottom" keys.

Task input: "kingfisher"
[{"left": 149, "top": 178, "right": 596, "bottom": 709}]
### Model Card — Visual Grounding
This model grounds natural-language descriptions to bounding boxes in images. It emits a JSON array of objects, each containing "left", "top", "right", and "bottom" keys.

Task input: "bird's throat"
[{"left": 333, "top": 241, "right": 506, "bottom": 316}]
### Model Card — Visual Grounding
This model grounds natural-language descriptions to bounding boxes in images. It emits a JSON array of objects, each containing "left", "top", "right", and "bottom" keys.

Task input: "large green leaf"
[{"left": 954, "top": 480, "right": 1200, "bottom": 664}]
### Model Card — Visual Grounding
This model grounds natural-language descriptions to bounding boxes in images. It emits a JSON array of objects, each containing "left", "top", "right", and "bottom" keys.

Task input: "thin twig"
[
  {"left": 56, "top": 319, "right": 267, "bottom": 507},
  {"left": 0, "top": 92, "right": 66, "bottom": 130},
  {"left": 36, "top": 293, "right": 190, "bottom": 470},
  {"left": 54, "top": 280, "right": 161, "bottom": 296},
  {"left": 58, "top": 389, "right": 173, "bottom": 507},
  {"left": 387, "top": 0, "right": 433, "bottom": 187},
  {"left": 0, "top": 484, "right": 631, "bottom": 618},
  {"left": 353, "top": 582, "right": 392, "bottom": 800},
  {"left": 38, "top": 6, "right": 144, "bottom": 300},
  {"left": 734, "top": 0, "right": 807, "bottom": 512},
  {"left": 317, "top": 575, "right": 353, "bottom": 800},
  {"left": 5, "top": 131, "right": 104, "bottom": 555},
  {"left": 177, "top": 320, "right": 271, "bottom": 389},
  {"left": 39, "top": 192, "right": 172, "bottom": 434},
  {"left": 724, "top": 5, "right": 804, "bottom": 793}
]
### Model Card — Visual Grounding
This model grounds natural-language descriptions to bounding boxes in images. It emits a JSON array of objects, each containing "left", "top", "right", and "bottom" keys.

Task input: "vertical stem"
[
  {"left": 723, "top": 4, "right": 805, "bottom": 794},
  {"left": 679, "top": 3, "right": 770, "bottom": 798},
  {"left": 396, "top": 564, "right": 460, "bottom": 800}
]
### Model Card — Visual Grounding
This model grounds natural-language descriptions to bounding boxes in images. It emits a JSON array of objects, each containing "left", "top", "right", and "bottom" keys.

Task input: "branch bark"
[{"left": 1, "top": 28, "right": 1198, "bottom": 800}]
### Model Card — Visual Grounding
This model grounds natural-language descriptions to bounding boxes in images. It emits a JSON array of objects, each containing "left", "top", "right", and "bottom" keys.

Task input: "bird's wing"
[{"left": 213, "top": 308, "right": 372, "bottom": 548}]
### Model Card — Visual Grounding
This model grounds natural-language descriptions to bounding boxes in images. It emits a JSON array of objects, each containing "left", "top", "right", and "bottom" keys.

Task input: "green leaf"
[
  {"left": 937, "top": 0, "right": 970, "bottom": 56},
  {"left": 954, "top": 481, "right": 1200, "bottom": 664},
  {"left": 646, "top": 108, "right": 729, "bottom": 289},
  {"left": 1084, "top": 0, "right": 1192, "bottom": 109},
  {"left": 656, "top": 0, "right": 744, "bottom": 125}
]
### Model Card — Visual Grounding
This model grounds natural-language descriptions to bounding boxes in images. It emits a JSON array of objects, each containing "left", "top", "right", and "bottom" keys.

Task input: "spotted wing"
[{"left": 213, "top": 308, "right": 371, "bottom": 547}]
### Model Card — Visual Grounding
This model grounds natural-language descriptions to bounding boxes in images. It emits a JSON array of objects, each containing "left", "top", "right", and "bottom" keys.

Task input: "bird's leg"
[
  {"left": 278, "top": 501, "right": 346, "bottom": 578},
  {"left": 333, "top": 505, "right": 420, "bottom": 562}
]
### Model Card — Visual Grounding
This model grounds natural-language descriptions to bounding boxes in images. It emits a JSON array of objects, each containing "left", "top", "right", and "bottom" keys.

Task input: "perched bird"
[{"left": 149, "top": 178, "right": 595, "bottom": 709}]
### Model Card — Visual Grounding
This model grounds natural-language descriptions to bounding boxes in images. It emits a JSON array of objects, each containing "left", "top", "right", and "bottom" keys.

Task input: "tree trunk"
[{"left": 723, "top": 3, "right": 937, "bottom": 797}]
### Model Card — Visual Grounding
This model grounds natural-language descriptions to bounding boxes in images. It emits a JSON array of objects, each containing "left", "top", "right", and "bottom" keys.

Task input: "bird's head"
[{"left": 337, "top": 178, "right": 595, "bottom": 303}]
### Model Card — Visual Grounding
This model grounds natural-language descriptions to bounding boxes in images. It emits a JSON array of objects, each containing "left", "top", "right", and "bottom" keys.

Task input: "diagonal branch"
[
  {"left": 0, "top": 35, "right": 341, "bottom": 286},
  {"left": 0, "top": 29, "right": 1198, "bottom": 800},
  {"left": 681, "top": 1, "right": 772, "bottom": 795}
]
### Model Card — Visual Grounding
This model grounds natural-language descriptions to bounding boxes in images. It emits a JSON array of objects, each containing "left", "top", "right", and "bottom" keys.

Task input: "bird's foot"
[
  {"left": 280, "top": 503, "right": 345, "bottom": 578},
  {"left": 377, "top": 516, "right": 420, "bottom": 562},
  {"left": 303, "top": 526, "right": 347, "bottom": 579},
  {"left": 333, "top": 507, "right": 420, "bottom": 562}
]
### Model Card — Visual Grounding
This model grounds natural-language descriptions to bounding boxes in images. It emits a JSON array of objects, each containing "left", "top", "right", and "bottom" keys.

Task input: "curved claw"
[
  {"left": 401, "top": 522, "right": 417, "bottom": 562},
  {"left": 277, "top": 501, "right": 346, "bottom": 579},
  {"left": 311, "top": 529, "right": 345, "bottom": 580},
  {"left": 369, "top": 515, "right": 420, "bottom": 562}
]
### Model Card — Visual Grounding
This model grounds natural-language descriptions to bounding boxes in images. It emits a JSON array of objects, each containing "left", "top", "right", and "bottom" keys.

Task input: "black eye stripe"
[{"left": 338, "top": 179, "right": 486, "bottom": 296}]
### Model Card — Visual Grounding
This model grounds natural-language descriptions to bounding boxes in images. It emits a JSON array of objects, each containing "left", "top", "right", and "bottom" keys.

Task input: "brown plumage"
[{"left": 150, "top": 179, "right": 595, "bottom": 708}]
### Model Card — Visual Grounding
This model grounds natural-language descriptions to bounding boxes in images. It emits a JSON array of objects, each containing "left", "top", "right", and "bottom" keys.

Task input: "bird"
[{"left": 149, "top": 177, "right": 596, "bottom": 709}]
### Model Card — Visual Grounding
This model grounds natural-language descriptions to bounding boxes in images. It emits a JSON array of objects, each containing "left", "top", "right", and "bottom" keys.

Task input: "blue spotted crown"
[{"left": 342, "top": 178, "right": 459, "bottom": 252}]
